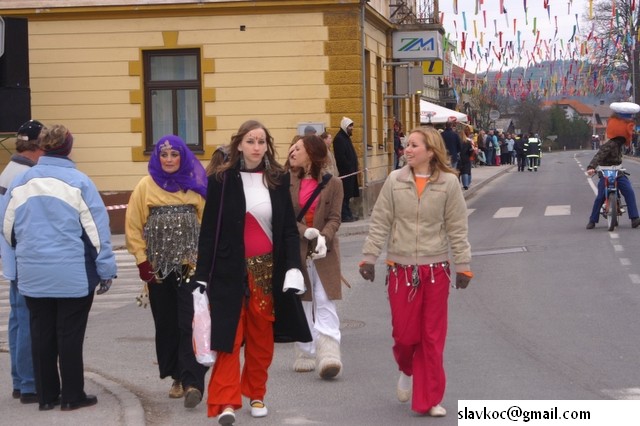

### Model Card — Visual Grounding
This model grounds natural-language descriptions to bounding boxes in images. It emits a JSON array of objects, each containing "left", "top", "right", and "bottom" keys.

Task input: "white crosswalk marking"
[
  {"left": 493, "top": 207, "right": 523, "bottom": 218},
  {"left": 544, "top": 205, "right": 571, "bottom": 216},
  {"left": 603, "top": 388, "right": 640, "bottom": 400}
]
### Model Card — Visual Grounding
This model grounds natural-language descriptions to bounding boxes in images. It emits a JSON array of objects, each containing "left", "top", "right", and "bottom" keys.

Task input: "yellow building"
[{"left": 0, "top": 1, "right": 434, "bottom": 231}]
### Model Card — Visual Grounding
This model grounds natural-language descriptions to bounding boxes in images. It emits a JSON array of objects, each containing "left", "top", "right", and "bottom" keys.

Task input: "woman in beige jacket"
[
  {"left": 288, "top": 134, "right": 344, "bottom": 379},
  {"left": 359, "top": 126, "right": 472, "bottom": 417}
]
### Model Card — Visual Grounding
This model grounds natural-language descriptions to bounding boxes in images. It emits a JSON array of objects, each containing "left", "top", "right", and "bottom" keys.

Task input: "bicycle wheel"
[{"left": 607, "top": 191, "right": 618, "bottom": 231}]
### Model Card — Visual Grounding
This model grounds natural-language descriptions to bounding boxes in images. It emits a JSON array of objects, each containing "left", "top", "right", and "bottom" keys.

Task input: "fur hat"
[
  {"left": 340, "top": 117, "right": 354, "bottom": 133},
  {"left": 40, "top": 124, "right": 74, "bottom": 157}
]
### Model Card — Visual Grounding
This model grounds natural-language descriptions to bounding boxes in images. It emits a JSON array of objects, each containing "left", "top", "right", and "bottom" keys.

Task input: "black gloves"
[
  {"left": 359, "top": 262, "right": 375, "bottom": 282},
  {"left": 96, "top": 279, "right": 112, "bottom": 295},
  {"left": 455, "top": 273, "right": 472, "bottom": 289}
]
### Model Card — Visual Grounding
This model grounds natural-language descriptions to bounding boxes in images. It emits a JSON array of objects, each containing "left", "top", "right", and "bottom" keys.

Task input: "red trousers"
[
  {"left": 207, "top": 276, "right": 274, "bottom": 417},
  {"left": 387, "top": 263, "right": 450, "bottom": 413}
]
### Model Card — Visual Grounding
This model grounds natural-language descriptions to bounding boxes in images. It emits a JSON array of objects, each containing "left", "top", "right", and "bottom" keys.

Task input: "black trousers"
[
  {"left": 341, "top": 196, "right": 353, "bottom": 220},
  {"left": 25, "top": 292, "right": 94, "bottom": 405},
  {"left": 148, "top": 271, "right": 208, "bottom": 392}
]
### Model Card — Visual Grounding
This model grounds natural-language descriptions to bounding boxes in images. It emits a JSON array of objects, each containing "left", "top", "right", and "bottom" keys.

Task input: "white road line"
[
  {"left": 620, "top": 258, "right": 632, "bottom": 266},
  {"left": 544, "top": 205, "right": 571, "bottom": 216},
  {"left": 629, "top": 274, "right": 640, "bottom": 284},
  {"left": 467, "top": 208, "right": 476, "bottom": 216},
  {"left": 613, "top": 245, "right": 624, "bottom": 252},
  {"left": 603, "top": 387, "right": 640, "bottom": 399},
  {"left": 493, "top": 207, "right": 523, "bottom": 218}
]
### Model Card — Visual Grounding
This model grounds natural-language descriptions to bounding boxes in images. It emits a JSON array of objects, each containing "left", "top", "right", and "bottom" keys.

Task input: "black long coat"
[
  {"left": 333, "top": 129, "right": 360, "bottom": 199},
  {"left": 193, "top": 167, "right": 312, "bottom": 353},
  {"left": 458, "top": 139, "right": 473, "bottom": 175}
]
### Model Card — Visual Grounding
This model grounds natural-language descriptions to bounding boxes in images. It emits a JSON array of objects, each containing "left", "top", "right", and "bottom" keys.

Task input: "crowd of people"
[
  {"left": 394, "top": 119, "right": 544, "bottom": 192},
  {"left": 0, "top": 117, "right": 472, "bottom": 425}
]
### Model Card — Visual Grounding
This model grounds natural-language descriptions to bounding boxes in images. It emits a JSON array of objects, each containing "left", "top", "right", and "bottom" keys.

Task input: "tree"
[
  {"left": 547, "top": 105, "right": 592, "bottom": 150},
  {"left": 586, "top": 0, "right": 640, "bottom": 103},
  {"left": 467, "top": 84, "right": 498, "bottom": 129},
  {"left": 514, "top": 96, "right": 550, "bottom": 136}
]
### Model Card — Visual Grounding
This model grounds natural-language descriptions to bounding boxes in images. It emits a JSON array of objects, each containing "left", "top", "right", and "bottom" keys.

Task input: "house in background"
[
  {"left": 0, "top": 0, "right": 446, "bottom": 231},
  {"left": 541, "top": 98, "right": 611, "bottom": 140}
]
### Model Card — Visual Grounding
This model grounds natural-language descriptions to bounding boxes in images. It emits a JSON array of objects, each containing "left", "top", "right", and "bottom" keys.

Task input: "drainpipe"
[{"left": 360, "top": 0, "right": 369, "bottom": 216}]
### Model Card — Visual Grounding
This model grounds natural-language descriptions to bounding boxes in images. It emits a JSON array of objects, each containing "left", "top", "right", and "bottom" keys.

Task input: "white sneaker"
[
  {"left": 428, "top": 404, "right": 447, "bottom": 417},
  {"left": 217, "top": 406, "right": 235, "bottom": 425},
  {"left": 250, "top": 400, "right": 268, "bottom": 418},
  {"left": 396, "top": 372, "right": 411, "bottom": 402}
]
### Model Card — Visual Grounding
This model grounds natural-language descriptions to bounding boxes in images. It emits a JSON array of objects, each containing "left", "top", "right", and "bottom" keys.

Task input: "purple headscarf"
[{"left": 148, "top": 135, "right": 208, "bottom": 199}]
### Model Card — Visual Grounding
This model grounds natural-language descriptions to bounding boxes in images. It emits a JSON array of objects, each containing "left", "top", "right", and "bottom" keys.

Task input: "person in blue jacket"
[
  {"left": 0, "top": 124, "right": 117, "bottom": 412},
  {"left": 0, "top": 120, "right": 45, "bottom": 405}
]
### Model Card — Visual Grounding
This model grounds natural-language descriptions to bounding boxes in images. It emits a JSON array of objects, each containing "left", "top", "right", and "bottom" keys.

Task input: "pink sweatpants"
[{"left": 388, "top": 263, "right": 450, "bottom": 413}]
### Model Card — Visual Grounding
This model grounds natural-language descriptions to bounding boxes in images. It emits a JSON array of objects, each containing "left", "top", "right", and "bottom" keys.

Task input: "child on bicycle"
[{"left": 586, "top": 102, "right": 640, "bottom": 230}]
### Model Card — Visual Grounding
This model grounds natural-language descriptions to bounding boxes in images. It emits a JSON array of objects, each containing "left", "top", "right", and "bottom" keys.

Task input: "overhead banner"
[{"left": 392, "top": 30, "right": 443, "bottom": 61}]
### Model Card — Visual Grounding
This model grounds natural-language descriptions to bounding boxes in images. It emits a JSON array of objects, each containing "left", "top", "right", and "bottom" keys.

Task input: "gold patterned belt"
[{"left": 246, "top": 252, "right": 273, "bottom": 295}]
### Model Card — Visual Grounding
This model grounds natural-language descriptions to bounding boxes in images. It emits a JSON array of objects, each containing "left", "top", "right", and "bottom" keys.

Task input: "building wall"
[
  {"left": 0, "top": 1, "right": 411, "bottom": 229},
  {"left": 1, "top": 2, "right": 401, "bottom": 189},
  {"left": 26, "top": 11, "right": 337, "bottom": 191}
]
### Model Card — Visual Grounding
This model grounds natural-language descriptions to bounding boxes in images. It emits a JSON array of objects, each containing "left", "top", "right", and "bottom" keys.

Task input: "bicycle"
[{"left": 595, "top": 165, "right": 628, "bottom": 231}]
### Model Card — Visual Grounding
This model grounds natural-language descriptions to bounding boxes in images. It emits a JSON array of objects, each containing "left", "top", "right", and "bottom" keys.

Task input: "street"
[{"left": 3, "top": 150, "right": 640, "bottom": 425}]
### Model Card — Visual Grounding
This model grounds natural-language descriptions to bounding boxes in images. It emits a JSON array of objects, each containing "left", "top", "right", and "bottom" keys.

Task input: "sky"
[{"left": 437, "top": 0, "right": 593, "bottom": 73}]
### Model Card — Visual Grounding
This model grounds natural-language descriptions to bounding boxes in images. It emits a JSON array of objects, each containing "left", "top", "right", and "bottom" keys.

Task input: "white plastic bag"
[{"left": 192, "top": 288, "right": 217, "bottom": 367}]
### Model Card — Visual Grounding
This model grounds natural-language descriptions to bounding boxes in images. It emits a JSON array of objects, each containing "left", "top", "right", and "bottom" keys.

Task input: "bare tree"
[
  {"left": 515, "top": 97, "right": 550, "bottom": 137},
  {"left": 586, "top": 0, "right": 640, "bottom": 103}
]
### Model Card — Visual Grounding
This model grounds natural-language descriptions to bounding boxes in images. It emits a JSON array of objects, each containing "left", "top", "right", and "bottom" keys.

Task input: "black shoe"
[
  {"left": 586, "top": 222, "right": 596, "bottom": 230},
  {"left": 12, "top": 389, "right": 20, "bottom": 399},
  {"left": 60, "top": 395, "right": 98, "bottom": 411},
  {"left": 184, "top": 386, "right": 203, "bottom": 408},
  {"left": 463, "top": 186, "right": 468, "bottom": 190},
  {"left": 20, "top": 392, "right": 38, "bottom": 404},
  {"left": 632, "top": 218, "right": 640, "bottom": 228},
  {"left": 39, "top": 397, "right": 61, "bottom": 411},
  {"left": 342, "top": 217, "right": 356, "bottom": 223}
]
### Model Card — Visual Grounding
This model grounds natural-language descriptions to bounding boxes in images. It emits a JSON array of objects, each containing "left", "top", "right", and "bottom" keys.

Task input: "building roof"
[
  {"left": 0, "top": 0, "right": 240, "bottom": 9},
  {"left": 541, "top": 99, "right": 594, "bottom": 115}
]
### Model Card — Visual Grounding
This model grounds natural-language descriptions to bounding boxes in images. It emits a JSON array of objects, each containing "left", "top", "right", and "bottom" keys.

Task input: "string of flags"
[{"left": 440, "top": 0, "right": 636, "bottom": 100}]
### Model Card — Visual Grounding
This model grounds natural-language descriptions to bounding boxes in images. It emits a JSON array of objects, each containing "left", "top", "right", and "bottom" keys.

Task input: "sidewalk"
[{"left": 0, "top": 163, "right": 512, "bottom": 425}]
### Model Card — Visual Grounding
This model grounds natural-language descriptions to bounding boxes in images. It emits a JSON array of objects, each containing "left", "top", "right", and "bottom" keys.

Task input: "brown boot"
[{"left": 169, "top": 380, "right": 184, "bottom": 398}]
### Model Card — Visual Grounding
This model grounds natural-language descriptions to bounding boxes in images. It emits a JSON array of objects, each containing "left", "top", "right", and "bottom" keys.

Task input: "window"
[{"left": 143, "top": 49, "right": 203, "bottom": 151}]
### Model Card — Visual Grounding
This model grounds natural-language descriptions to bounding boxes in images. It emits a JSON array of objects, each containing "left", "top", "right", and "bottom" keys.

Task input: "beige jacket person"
[
  {"left": 289, "top": 173, "right": 344, "bottom": 301},
  {"left": 362, "top": 166, "right": 470, "bottom": 272}
]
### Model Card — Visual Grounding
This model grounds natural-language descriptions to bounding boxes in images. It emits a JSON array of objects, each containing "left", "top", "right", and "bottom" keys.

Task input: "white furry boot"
[
  {"left": 293, "top": 346, "right": 316, "bottom": 372},
  {"left": 316, "top": 334, "right": 342, "bottom": 379}
]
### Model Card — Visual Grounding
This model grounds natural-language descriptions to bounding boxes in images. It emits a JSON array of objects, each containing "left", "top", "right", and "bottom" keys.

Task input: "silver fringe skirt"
[{"left": 144, "top": 204, "right": 200, "bottom": 280}]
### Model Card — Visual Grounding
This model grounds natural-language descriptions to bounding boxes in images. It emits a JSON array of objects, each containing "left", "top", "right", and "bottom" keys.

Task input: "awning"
[{"left": 420, "top": 100, "right": 468, "bottom": 124}]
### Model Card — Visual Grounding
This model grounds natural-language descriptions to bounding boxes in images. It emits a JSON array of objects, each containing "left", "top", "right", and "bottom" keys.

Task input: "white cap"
[{"left": 610, "top": 102, "right": 640, "bottom": 118}]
